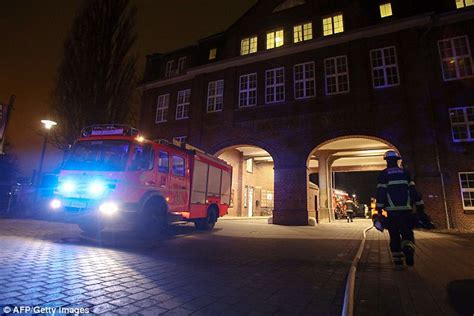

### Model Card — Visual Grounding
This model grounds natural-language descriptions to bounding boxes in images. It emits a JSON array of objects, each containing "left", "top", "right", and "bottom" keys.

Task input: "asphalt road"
[{"left": 0, "top": 217, "right": 370, "bottom": 315}]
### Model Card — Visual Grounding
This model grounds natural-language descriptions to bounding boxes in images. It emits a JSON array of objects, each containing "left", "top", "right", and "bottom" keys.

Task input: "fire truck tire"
[
  {"left": 78, "top": 220, "right": 105, "bottom": 235},
  {"left": 136, "top": 197, "right": 168, "bottom": 235},
  {"left": 194, "top": 206, "right": 218, "bottom": 230}
]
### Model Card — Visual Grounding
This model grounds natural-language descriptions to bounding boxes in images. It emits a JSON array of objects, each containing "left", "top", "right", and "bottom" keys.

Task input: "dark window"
[
  {"left": 172, "top": 155, "right": 185, "bottom": 176},
  {"left": 158, "top": 151, "right": 169, "bottom": 173},
  {"left": 129, "top": 144, "right": 154, "bottom": 171}
]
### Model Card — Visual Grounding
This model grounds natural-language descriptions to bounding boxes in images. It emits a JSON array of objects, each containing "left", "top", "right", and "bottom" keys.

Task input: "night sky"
[{"left": 0, "top": 0, "right": 256, "bottom": 178}]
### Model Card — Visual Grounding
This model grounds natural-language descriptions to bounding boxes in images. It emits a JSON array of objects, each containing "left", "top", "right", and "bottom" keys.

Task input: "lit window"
[
  {"left": 449, "top": 106, "right": 474, "bottom": 142},
  {"left": 241, "top": 36, "right": 258, "bottom": 55},
  {"left": 260, "top": 189, "right": 274, "bottom": 208},
  {"left": 438, "top": 36, "right": 474, "bottom": 81},
  {"left": 370, "top": 46, "right": 400, "bottom": 88},
  {"left": 165, "top": 60, "right": 174, "bottom": 77},
  {"left": 177, "top": 57, "right": 186, "bottom": 74},
  {"left": 265, "top": 67, "right": 285, "bottom": 103},
  {"left": 266, "top": 29, "right": 284, "bottom": 49},
  {"left": 173, "top": 136, "right": 187, "bottom": 144},
  {"left": 207, "top": 80, "right": 224, "bottom": 112},
  {"left": 294, "top": 62, "right": 315, "bottom": 99},
  {"left": 176, "top": 89, "right": 190, "bottom": 120},
  {"left": 239, "top": 73, "right": 257, "bottom": 107},
  {"left": 456, "top": 0, "right": 474, "bottom": 9},
  {"left": 155, "top": 94, "right": 169, "bottom": 123},
  {"left": 323, "top": 13, "right": 344, "bottom": 36},
  {"left": 459, "top": 172, "right": 474, "bottom": 210},
  {"left": 379, "top": 3, "right": 393, "bottom": 18},
  {"left": 209, "top": 48, "right": 217, "bottom": 60},
  {"left": 246, "top": 158, "right": 253, "bottom": 173},
  {"left": 294, "top": 22, "right": 313, "bottom": 43},
  {"left": 325, "top": 56, "right": 350, "bottom": 95}
]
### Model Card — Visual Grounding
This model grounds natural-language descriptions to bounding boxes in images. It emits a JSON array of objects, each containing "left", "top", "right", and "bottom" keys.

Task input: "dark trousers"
[
  {"left": 386, "top": 212, "right": 414, "bottom": 253},
  {"left": 347, "top": 211, "right": 353, "bottom": 222}
]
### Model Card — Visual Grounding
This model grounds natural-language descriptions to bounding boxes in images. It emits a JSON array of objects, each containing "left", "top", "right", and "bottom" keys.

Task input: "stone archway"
[{"left": 307, "top": 135, "right": 400, "bottom": 223}]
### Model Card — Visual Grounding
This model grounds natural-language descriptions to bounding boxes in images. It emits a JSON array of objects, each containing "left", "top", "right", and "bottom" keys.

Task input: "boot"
[
  {"left": 392, "top": 252, "right": 404, "bottom": 266},
  {"left": 402, "top": 240, "right": 415, "bottom": 266}
]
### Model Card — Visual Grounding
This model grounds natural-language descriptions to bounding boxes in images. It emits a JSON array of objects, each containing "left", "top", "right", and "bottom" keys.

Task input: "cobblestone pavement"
[
  {"left": 355, "top": 228, "right": 474, "bottom": 316},
  {"left": 0, "top": 217, "right": 369, "bottom": 315}
]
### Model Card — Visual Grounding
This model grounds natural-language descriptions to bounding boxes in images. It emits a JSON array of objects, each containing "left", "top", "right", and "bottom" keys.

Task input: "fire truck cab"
[{"left": 50, "top": 125, "right": 232, "bottom": 234}]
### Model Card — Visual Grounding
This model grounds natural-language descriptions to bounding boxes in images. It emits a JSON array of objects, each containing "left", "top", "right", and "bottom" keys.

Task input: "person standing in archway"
[
  {"left": 345, "top": 199, "right": 355, "bottom": 222},
  {"left": 374, "top": 151, "right": 425, "bottom": 266}
]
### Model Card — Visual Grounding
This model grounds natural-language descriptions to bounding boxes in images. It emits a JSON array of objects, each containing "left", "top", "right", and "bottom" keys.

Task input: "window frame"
[
  {"left": 240, "top": 36, "right": 258, "bottom": 55},
  {"left": 370, "top": 46, "right": 400, "bottom": 89},
  {"left": 379, "top": 2, "right": 393, "bottom": 18},
  {"left": 207, "top": 80, "right": 224, "bottom": 113},
  {"left": 293, "top": 22, "right": 313, "bottom": 43},
  {"left": 266, "top": 29, "right": 284, "bottom": 50},
  {"left": 265, "top": 67, "right": 285, "bottom": 104},
  {"left": 293, "top": 61, "right": 316, "bottom": 100},
  {"left": 239, "top": 73, "right": 258, "bottom": 108},
  {"left": 322, "top": 13, "right": 344, "bottom": 36},
  {"left": 176, "top": 89, "right": 191, "bottom": 120},
  {"left": 324, "top": 55, "right": 350, "bottom": 95},
  {"left": 171, "top": 155, "right": 186, "bottom": 177},
  {"left": 155, "top": 94, "right": 169, "bottom": 123},
  {"left": 449, "top": 106, "right": 474, "bottom": 142},
  {"left": 459, "top": 172, "right": 474, "bottom": 211},
  {"left": 165, "top": 60, "right": 174, "bottom": 77},
  {"left": 173, "top": 136, "right": 187, "bottom": 144},
  {"left": 437, "top": 36, "right": 474, "bottom": 81},
  {"left": 177, "top": 57, "right": 186, "bottom": 74},
  {"left": 158, "top": 150, "right": 169, "bottom": 174}
]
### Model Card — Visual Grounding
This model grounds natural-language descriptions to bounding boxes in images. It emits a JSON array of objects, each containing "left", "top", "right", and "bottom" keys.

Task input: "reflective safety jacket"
[{"left": 376, "top": 167, "right": 424, "bottom": 212}]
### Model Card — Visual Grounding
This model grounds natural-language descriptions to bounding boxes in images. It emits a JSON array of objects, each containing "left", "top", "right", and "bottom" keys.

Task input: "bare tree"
[{"left": 52, "top": 0, "right": 137, "bottom": 149}]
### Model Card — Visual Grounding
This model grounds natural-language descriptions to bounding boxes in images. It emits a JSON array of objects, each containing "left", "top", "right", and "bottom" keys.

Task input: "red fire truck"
[{"left": 50, "top": 125, "right": 232, "bottom": 234}]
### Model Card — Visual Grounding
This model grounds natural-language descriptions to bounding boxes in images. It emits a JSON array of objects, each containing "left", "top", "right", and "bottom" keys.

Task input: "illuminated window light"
[
  {"left": 209, "top": 48, "right": 217, "bottom": 60},
  {"left": 323, "top": 14, "right": 344, "bottom": 36},
  {"left": 267, "top": 29, "right": 284, "bottom": 50},
  {"left": 380, "top": 3, "right": 393, "bottom": 17},
  {"left": 293, "top": 22, "right": 312, "bottom": 43},
  {"left": 240, "top": 36, "right": 258, "bottom": 55},
  {"left": 456, "top": 0, "right": 474, "bottom": 9}
]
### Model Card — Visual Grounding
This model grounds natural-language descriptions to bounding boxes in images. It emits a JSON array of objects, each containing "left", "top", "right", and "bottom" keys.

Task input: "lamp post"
[{"left": 36, "top": 119, "right": 57, "bottom": 187}]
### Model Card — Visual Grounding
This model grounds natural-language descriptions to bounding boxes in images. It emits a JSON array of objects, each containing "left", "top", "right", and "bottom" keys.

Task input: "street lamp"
[{"left": 37, "top": 119, "right": 57, "bottom": 187}]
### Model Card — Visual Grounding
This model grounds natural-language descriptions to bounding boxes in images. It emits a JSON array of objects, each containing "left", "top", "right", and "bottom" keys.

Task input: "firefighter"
[
  {"left": 374, "top": 150, "right": 425, "bottom": 266},
  {"left": 345, "top": 199, "right": 355, "bottom": 222}
]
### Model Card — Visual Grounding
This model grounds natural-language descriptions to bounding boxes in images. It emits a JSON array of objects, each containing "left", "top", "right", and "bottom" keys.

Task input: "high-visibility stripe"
[
  {"left": 386, "top": 205, "right": 412, "bottom": 211},
  {"left": 401, "top": 240, "right": 415, "bottom": 250},
  {"left": 387, "top": 193, "right": 395, "bottom": 208},
  {"left": 388, "top": 180, "right": 408, "bottom": 185},
  {"left": 415, "top": 200, "right": 424, "bottom": 205},
  {"left": 376, "top": 203, "right": 384, "bottom": 208},
  {"left": 377, "top": 183, "right": 387, "bottom": 188},
  {"left": 409, "top": 181, "right": 415, "bottom": 186}
]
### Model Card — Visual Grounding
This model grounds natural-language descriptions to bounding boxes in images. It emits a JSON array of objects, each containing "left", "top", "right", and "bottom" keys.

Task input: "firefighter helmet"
[{"left": 383, "top": 150, "right": 401, "bottom": 160}]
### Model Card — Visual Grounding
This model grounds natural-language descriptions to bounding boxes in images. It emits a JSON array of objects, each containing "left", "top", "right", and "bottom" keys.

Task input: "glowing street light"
[
  {"left": 40, "top": 119, "right": 57, "bottom": 130},
  {"left": 36, "top": 119, "right": 57, "bottom": 188}
]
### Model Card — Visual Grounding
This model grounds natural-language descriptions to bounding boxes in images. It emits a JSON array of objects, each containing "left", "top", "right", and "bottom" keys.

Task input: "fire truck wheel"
[
  {"left": 137, "top": 198, "right": 168, "bottom": 236},
  {"left": 78, "top": 220, "right": 105, "bottom": 235},
  {"left": 195, "top": 207, "right": 218, "bottom": 230}
]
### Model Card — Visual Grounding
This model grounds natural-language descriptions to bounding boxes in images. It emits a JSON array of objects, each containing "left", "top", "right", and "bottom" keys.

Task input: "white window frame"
[
  {"left": 449, "top": 106, "right": 474, "bottom": 142},
  {"left": 246, "top": 158, "right": 253, "bottom": 173},
  {"left": 265, "top": 67, "right": 285, "bottom": 104},
  {"left": 266, "top": 29, "right": 284, "bottom": 49},
  {"left": 438, "top": 36, "right": 474, "bottom": 81},
  {"left": 322, "top": 13, "right": 344, "bottom": 36},
  {"left": 155, "top": 94, "right": 169, "bottom": 123},
  {"left": 240, "top": 36, "right": 258, "bottom": 55},
  {"left": 165, "top": 60, "right": 174, "bottom": 77},
  {"left": 459, "top": 172, "right": 474, "bottom": 211},
  {"left": 456, "top": 0, "right": 474, "bottom": 9},
  {"left": 177, "top": 57, "right": 186, "bottom": 74},
  {"left": 370, "top": 46, "right": 400, "bottom": 88},
  {"left": 239, "top": 73, "right": 258, "bottom": 108},
  {"left": 379, "top": 2, "right": 393, "bottom": 18},
  {"left": 173, "top": 136, "right": 187, "bottom": 144},
  {"left": 324, "top": 55, "right": 350, "bottom": 95},
  {"left": 207, "top": 80, "right": 224, "bottom": 113},
  {"left": 293, "top": 22, "right": 313, "bottom": 43},
  {"left": 209, "top": 48, "right": 217, "bottom": 60},
  {"left": 176, "top": 89, "right": 190, "bottom": 120},
  {"left": 293, "top": 62, "right": 316, "bottom": 99}
]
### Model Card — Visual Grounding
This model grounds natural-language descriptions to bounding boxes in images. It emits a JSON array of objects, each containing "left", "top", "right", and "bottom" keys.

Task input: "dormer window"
[
  {"left": 323, "top": 13, "right": 344, "bottom": 36},
  {"left": 165, "top": 60, "right": 174, "bottom": 77},
  {"left": 267, "top": 29, "right": 284, "bottom": 49},
  {"left": 379, "top": 2, "right": 393, "bottom": 18},
  {"left": 241, "top": 36, "right": 258, "bottom": 55},
  {"left": 209, "top": 48, "right": 217, "bottom": 60},
  {"left": 456, "top": 0, "right": 474, "bottom": 9},
  {"left": 177, "top": 57, "right": 186, "bottom": 73},
  {"left": 294, "top": 22, "right": 312, "bottom": 43}
]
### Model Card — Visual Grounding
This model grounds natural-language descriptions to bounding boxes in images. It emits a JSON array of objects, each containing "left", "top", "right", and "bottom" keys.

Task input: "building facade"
[{"left": 139, "top": 0, "right": 474, "bottom": 229}]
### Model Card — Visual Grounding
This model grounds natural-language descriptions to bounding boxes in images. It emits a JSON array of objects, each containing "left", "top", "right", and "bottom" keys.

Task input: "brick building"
[{"left": 139, "top": 0, "right": 474, "bottom": 229}]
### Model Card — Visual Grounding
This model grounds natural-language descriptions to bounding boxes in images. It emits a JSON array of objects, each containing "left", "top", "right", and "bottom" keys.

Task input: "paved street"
[{"left": 0, "top": 217, "right": 366, "bottom": 315}]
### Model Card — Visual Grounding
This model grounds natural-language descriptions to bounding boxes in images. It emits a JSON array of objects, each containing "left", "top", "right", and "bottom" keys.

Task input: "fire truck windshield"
[{"left": 62, "top": 140, "right": 131, "bottom": 171}]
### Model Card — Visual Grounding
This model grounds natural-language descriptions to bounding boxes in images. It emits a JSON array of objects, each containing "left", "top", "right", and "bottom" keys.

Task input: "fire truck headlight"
[
  {"left": 99, "top": 202, "right": 118, "bottom": 215},
  {"left": 60, "top": 181, "right": 76, "bottom": 194},
  {"left": 50, "top": 199, "right": 61, "bottom": 209},
  {"left": 89, "top": 181, "right": 106, "bottom": 196}
]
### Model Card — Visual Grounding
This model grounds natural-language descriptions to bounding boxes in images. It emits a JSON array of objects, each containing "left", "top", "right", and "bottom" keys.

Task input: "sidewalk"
[{"left": 355, "top": 228, "right": 474, "bottom": 316}]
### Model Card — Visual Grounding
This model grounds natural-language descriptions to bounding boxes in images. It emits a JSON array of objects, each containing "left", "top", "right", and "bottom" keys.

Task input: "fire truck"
[{"left": 50, "top": 125, "right": 232, "bottom": 234}]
